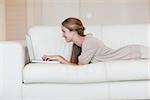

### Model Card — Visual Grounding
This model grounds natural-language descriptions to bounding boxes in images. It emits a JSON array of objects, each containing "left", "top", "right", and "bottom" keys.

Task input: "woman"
[{"left": 42, "top": 17, "right": 149, "bottom": 66}]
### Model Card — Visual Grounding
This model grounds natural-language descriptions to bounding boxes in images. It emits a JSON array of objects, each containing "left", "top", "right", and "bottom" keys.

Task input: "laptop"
[
  {"left": 31, "top": 59, "right": 60, "bottom": 64},
  {"left": 26, "top": 34, "right": 60, "bottom": 64}
]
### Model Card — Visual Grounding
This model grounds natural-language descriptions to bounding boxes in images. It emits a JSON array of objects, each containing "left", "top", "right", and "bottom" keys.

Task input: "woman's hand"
[
  {"left": 42, "top": 55, "right": 69, "bottom": 64},
  {"left": 42, "top": 55, "right": 79, "bottom": 66}
]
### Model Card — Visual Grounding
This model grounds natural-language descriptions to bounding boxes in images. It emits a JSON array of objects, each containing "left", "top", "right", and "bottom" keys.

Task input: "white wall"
[
  {"left": 27, "top": 0, "right": 149, "bottom": 28},
  {"left": 27, "top": 0, "right": 80, "bottom": 29},
  {"left": 2, "top": 0, "right": 149, "bottom": 40},
  {"left": 5, "top": 0, "right": 26, "bottom": 40},
  {"left": 0, "top": 0, "right": 5, "bottom": 41},
  {"left": 80, "top": 0, "right": 149, "bottom": 25}
]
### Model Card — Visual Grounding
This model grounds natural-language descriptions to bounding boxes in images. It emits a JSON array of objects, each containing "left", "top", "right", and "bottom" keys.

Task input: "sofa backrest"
[
  {"left": 27, "top": 26, "right": 72, "bottom": 60},
  {"left": 101, "top": 24, "right": 148, "bottom": 49},
  {"left": 27, "top": 24, "right": 148, "bottom": 61}
]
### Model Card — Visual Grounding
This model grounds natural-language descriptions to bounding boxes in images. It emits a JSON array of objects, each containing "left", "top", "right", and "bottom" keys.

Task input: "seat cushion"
[
  {"left": 105, "top": 59, "right": 150, "bottom": 81},
  {"left": 23, "top": 60, "right": 149, "bottom": 83},
  {"left": 23, "top": 62, "right": 106, "bottom": 83}
]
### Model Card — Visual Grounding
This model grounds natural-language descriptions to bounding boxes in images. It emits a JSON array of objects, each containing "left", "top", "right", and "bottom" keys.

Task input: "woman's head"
[
  {"left": 61, "top": 17, "right": 85, "bottom": 42},
  {"left": 61, "top": 17, "right": 85, "bottom": 64}
]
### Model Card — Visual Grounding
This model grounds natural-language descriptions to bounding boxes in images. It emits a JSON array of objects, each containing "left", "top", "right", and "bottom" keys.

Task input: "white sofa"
[{"left": 0, "top": 24, "right": 150, "bottom": 100}]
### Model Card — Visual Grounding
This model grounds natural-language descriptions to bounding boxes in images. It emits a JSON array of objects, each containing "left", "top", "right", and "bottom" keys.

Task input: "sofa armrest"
[{"left": 0, "top": 41, "right": 25, "bottom": 100}]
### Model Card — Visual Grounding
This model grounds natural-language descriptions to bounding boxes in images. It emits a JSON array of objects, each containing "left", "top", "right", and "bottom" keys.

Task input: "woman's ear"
[
  {"left": 71, "top": 31, "right": 77, "bottom": 35},
  {"left": 70, "top": 31, "right": 76, "bottom": 41}
]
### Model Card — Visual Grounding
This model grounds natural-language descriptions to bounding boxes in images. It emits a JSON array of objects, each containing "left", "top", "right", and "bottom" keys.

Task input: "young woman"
[{"left": 42, "top": 17, "right": 149, "bottom": 66}]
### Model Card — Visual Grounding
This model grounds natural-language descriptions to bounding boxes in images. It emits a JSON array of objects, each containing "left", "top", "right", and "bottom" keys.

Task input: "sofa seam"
[{"left": 104, "top": 62, "right": 110, "bottom": 99}]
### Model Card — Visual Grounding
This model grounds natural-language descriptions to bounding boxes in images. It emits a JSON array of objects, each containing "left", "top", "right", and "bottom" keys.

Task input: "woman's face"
[{"left": 61, "top": 25, "right": 75, "bottom": 42}]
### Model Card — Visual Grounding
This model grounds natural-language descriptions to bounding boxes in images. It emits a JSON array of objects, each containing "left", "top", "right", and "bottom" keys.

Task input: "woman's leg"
[{"left": 140, "top": 46, "right": 150, "bottom": 59}]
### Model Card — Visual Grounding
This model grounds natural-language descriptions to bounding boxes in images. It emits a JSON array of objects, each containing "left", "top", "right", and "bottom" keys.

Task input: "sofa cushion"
[
  {"left": 105, "top": 59, "right": 150, "bottom": 81},
  {"left": 102, "top": 24, "right": 148, "bottom": 49},
  {"left": 23, "top": 60, "right": 149, "bottom": 83},
  {"left": 27, "top": 26, "right": 72, "bottom": 61},
  {"left": 84, "top": 25, "right": 102, "bottom": 40},
  {"left": 23, "top": 62, "right": 106, "bottom": 83}
]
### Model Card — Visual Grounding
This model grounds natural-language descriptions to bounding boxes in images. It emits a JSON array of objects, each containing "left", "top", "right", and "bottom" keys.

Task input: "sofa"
[{"left": 0, "top": 24, "right": 150, "bottom": 100}]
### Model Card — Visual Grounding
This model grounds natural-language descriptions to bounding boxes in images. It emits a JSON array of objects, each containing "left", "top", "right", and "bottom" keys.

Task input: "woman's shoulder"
[
  {"left": 83, "top": 34, "right": 104, "bottom": 48},
  {"left": 85, "top": 34, "right": 102, "bottom": 43}
]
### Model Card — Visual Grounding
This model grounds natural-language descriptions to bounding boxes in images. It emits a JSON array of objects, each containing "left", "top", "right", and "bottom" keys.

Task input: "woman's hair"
[{"left": 61, "top": 17, "right": 85, "bottom": 64}]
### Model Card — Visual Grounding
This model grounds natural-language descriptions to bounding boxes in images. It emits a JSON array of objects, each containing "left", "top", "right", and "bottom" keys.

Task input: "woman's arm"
[{"left": 42, "top": 55, "right": 79, "bottom": 66}]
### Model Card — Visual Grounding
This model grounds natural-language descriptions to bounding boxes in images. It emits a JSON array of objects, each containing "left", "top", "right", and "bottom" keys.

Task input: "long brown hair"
[{"left": 61, "top": 17, "right": 85, "bottom": 64}]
